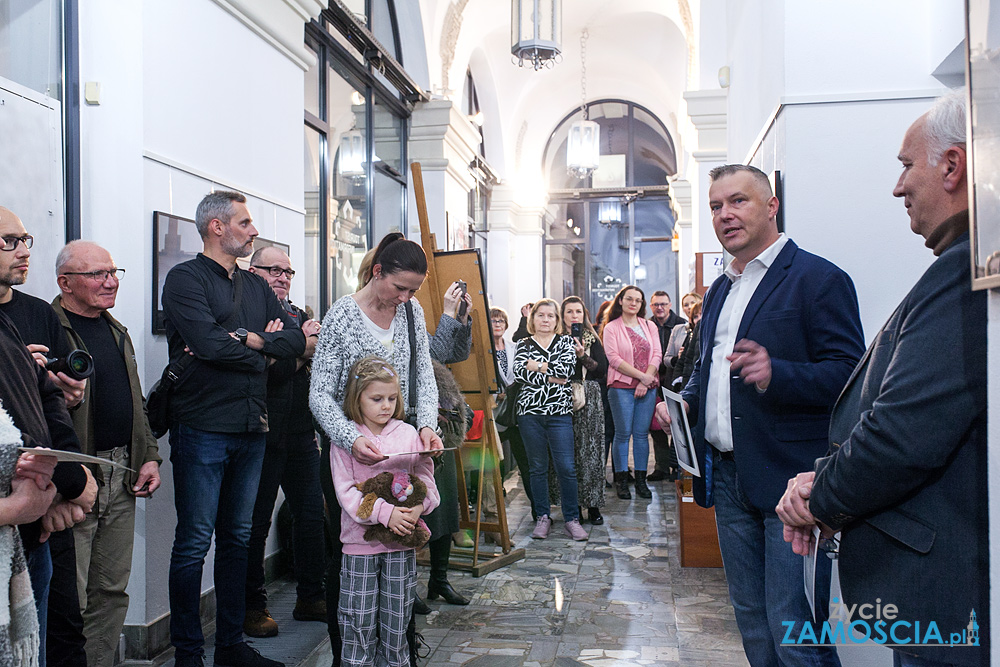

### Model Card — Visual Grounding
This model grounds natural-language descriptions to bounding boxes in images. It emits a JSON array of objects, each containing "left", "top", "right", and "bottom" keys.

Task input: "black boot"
[
  {"left": 635, "top": 471, "right": 652, "bottom": 499},
  {"left": 426, "top": 535, "right": 470, "bottom": 605},
  {"left": 615, "top": 471, "right": 631, "bottom": 500},
  {"left": 587, "top": 507, "right": 604, "bottom": 525},
  {"left": 413, "top": 595, "right": 430, "bottom": 615}
]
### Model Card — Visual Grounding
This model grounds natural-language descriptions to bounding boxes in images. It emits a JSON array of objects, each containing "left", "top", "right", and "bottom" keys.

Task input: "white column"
[
  {"left": 485, "top": 184, "right": 545, "bottom": 315},
  {"left": 407, "top": 99, "right": 482, "bottom": 248},
  {"left": 683, "top": 88, "right": 728, "bottom": 256}
]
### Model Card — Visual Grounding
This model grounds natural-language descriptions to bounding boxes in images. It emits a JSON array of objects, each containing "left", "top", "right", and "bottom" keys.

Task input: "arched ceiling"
[{"left": 419, "top": 0, "right": 692, "bottom": 201}]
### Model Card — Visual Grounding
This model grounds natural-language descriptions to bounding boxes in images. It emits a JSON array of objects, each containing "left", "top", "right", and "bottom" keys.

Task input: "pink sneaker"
[
  {"left": 564, "top": 518, "right": 589, "bottom": 541},
  {"left": 531, "top": 515, "right": 552, "bottom": 539}
]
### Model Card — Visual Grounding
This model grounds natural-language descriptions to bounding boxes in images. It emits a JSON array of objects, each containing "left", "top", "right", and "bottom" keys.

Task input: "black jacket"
[{"left": 162, "top": 254, "right": 306, "bottom": 433}]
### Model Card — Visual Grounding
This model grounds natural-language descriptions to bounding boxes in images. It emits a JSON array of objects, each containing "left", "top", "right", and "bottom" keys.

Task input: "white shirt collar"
[{"left": 724, "top": 233, "right": 789, "bottom": 281}]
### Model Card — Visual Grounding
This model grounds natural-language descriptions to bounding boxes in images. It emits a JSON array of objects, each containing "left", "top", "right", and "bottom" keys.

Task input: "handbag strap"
[
  {"left": 168, "top": 268, "right": 245, "bottom": 382},
  {"left": 404, "top": 300, "right": 417, "bottom": 414}
]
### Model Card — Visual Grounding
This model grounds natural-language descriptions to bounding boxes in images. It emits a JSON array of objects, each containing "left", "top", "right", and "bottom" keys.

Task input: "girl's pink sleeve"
[
  {"left": 331, "top": 444, "right": 386, "bottom": 526},
  {"left": 411, "top": 434, "right": 440, "bottom": 514}
]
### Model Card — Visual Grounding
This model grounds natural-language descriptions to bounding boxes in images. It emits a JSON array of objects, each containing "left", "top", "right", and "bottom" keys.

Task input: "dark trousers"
[
  {"left": 246, "top": 430, "right": 327, "bottom": 609},
  {"left": 319, "top": 436, "right": 344, "bottom": 665},
  {"left": 504, "top": 427, "right": 536, "bottom": 520},
  {"left": 600, "top": 383, "right": 615, "bottom": 471},
  {"left": 46, "top": 528, "right": 87, "bottom": 666},
  {"left": 650, "top": 428, "right": 678, "bottom": 473},
  {"left": 27, "top": 542, "right": 51, "bottom": 667}
]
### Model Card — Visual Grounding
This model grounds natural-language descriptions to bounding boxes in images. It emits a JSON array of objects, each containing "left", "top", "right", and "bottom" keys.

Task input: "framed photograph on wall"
[
  {"left": 152, "top": 211, "right": 201, "bottom": 334},
  {"left": 966, "top": 0, "right": 1000, "bottom": 289}
]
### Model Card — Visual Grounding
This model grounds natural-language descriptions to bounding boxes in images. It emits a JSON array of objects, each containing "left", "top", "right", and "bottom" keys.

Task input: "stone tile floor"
[
  {"left": 150, "top": 471, "right": 750, "bottom": 667},
  {"left": 406, "top": 474, "right": 749, "bottom": 667}
]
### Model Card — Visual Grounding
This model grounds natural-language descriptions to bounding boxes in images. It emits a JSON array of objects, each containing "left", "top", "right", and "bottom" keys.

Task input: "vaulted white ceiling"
[{"left": 417, "top": 0, "right": 695, "bottom": 200}]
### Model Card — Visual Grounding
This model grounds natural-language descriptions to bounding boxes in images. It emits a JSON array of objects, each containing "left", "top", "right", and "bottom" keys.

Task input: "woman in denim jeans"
[
  {"left": 602, "top": 286, "right": 662, "bottom": 501},
  {"left": 512, "top": 299, "right": 588, "bottom": 541}
]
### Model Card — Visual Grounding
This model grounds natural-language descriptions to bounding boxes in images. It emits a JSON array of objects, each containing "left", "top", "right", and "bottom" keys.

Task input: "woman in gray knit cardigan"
[{"left": 309, "top": 233, "right": 443, "bottom": 665}]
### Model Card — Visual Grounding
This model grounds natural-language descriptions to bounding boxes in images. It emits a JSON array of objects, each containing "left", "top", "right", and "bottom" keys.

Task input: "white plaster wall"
[
  {"left": 76, "top": 0, "right": 308, "bottom": 628},
  {"left": 143, "top": 0, "right": 303, "bottom": 208},
  {"left": 724, "top": 0, "right": 785, "bottom": 165},
  {"left": 783, "top": 1, "right": 959, "bottom": 98},
  {"left": 779, "top": 99, "right": 937, "bottom": 343}
]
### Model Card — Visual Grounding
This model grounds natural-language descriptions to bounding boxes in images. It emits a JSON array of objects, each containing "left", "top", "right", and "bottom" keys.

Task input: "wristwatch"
[{"left": 235, "top": 328, "right": 249, "bottom": 345}]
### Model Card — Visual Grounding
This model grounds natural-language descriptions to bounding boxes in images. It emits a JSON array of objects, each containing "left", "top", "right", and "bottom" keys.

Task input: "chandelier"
[
  {"left": 338, "top": 129, "right": 365, "bottom": 180},
  {"left": 511, "top": 0, "right": 562, "bottom": 70},
  {"left": 566, "top": 29, "right": 599, "bottom": 179}
]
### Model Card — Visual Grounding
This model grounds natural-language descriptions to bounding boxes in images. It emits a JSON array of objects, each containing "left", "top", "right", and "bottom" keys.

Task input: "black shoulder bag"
[
  {"left": 403, "top": 300, "right": 419, "bottom": 428},
  {"left": 494, "top": 340, "right": 522, "bottom": 429},
  {"left": 145, "top": 270, "right": 244, "bottom": 438}
]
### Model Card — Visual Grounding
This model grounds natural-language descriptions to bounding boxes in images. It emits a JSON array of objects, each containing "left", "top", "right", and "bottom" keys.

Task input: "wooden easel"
[{"left": 410, "top": 162, "right": 525, "bottom": 576}]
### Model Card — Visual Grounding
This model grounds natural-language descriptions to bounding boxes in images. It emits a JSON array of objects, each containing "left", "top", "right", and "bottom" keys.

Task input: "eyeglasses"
[
  {"left": 62, "top": 268, "right": 125, "bottom": 282},
  {"left": 253, "top": 265, "right": 296, "bottom": 279},
  {"left": 1, "top": 235, "right": 33, "bottom": 251}
]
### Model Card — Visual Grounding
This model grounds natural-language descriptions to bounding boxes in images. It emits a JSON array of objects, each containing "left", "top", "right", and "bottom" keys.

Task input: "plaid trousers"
[{"left": 339, "top": 550, "right": 416, "bottom": 667}]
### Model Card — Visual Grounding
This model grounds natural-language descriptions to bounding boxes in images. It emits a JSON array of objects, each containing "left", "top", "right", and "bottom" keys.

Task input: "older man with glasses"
[
  {"left": 51, "top": 240, "right": 162, "bottom": 667},
  {"left": 242, "top": 246, "right": 326, "bottom": 638}
]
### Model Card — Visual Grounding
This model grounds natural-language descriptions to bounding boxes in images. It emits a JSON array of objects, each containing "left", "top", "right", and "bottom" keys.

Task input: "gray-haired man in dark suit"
[{"left": 777, "top": 90, "right": 988, "bottom": 667}]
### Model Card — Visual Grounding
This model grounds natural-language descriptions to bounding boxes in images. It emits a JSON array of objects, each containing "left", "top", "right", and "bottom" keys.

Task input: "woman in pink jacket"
[
  {"left": 330, "top": 357, "right": 440, "bottom": 667},
  {"left": 602, "top": 286, "right": 662, "bottom": 501}
]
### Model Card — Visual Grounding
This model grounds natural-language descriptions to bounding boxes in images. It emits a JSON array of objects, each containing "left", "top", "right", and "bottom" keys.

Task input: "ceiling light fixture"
[
  {"left": 566, "top": 28, "right": 599, "bottom": 179},
  {"left": 511, "top": 0, "right": 562, "bottom": 70}
]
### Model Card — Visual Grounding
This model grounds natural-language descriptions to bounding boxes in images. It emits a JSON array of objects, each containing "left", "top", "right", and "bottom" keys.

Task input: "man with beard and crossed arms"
[{"left": 162, "top": 191, "right": 305, "bottom": 667}]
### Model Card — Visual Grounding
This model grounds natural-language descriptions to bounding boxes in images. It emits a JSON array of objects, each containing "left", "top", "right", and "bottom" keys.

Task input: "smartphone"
[
  {"left": 571, "top": 322, "right": 583, "bottom": 339},
  {"left": 456, "top": 280, "right": 468, "bottom": 318}
]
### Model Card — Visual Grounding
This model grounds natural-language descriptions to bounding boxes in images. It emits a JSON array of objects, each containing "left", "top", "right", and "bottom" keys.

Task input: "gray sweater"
[{"left": 310, "top": 295, "right": 439, "bottom": 452}]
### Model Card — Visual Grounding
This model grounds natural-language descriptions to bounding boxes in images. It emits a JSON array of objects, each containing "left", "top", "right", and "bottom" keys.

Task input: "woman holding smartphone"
[
  {"left": 602, "top": 285, "right": 662, "bottom": 501},
  {"left": 558, "top": 297, "right": 607, "bottom": 525}
]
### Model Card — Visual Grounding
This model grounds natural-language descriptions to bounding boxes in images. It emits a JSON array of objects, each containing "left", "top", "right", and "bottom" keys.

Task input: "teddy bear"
[{"left": 355, "top": 470, "right": 431, "bottom": 549}]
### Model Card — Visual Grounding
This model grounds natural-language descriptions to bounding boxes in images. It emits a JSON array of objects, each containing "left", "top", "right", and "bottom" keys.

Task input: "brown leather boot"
[{"left": 243, "top": 608, "right": 278, "bottom": 637}]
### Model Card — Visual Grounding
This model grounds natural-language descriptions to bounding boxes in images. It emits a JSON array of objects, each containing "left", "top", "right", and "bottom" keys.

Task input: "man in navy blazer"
[
  {"left": 778, "top": 92, "right": 987, "bottom": 666},
  {"left": 659, "top": 164, "right": 863, "bottom": 666}
]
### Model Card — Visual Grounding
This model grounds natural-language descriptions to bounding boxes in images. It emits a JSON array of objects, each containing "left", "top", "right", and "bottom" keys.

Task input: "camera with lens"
[{"left": 45, "top": 350, "right": 95, "bottom": 381}]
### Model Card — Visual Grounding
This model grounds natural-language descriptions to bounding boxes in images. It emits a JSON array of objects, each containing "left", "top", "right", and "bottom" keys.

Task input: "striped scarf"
[{"left": 0, "top": 402, "right": 40, "bottom": 667}]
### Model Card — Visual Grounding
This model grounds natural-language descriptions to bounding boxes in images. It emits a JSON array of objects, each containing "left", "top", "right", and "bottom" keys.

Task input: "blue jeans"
[
  {"left": 168, "top": 424, "right": 266, "bottom": 660},
  {"left": 27, "top": 543, "right": 51, "bottom": 667},
  {"left": 712, "top": 451, "right": 840, "bottom": 667},
  {"left": 246, "top": 430, "right": 326, "bottom": 608},
  {"left": 608, "top": 387, "right": 657, "bottom": 473},
  {"left": 518, "top": 413, "right": 579, "bottom": 522}
]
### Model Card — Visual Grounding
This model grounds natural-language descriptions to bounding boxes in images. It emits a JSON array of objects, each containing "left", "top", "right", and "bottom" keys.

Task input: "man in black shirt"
[
  {"left": 0, "top": 205, "right": 96, "bottom": 667},
  {"left": 647, "top": 290, "right": 685, "bottom": 482},
  {"left": 243, "top": 246, "right": 325, "bottom": 638},
  {"left": 162, "top": 191, "right": 304, "bottom": 667},
  {"left": 51, "top": 240, "right": 162, "bottom": 667}
]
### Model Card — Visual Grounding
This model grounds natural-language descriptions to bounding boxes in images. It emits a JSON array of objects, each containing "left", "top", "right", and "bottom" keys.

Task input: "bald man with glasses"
[{"left": 51, "top": 240, "right": 161, "bottom": 667}]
